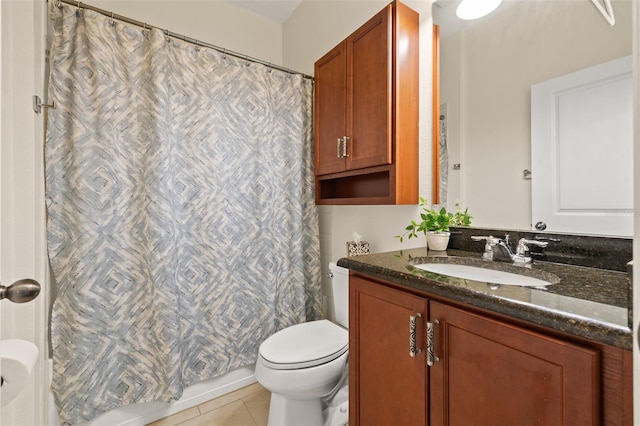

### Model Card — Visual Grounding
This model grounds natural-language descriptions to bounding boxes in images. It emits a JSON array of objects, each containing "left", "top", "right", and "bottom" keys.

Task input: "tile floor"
[{"left": 148, "top": 383, "right": 270, "bottom": 426}]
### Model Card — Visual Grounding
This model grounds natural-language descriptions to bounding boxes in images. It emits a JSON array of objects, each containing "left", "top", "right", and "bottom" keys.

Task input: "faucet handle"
[
  {"left": 471, "top": 235, "right": 500, "bottom": 244},
  {"left": 514, "top": 238, "right": 549, "bottom": 264},
  {"left": 518, "top": 238, "right": 549, "bottom": 249},
  {"left": 471, "top": 236, "right": 500, "bottom": 260}
]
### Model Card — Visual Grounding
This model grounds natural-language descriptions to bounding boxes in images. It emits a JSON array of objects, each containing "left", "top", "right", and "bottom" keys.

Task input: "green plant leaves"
[{"left": 395, "top": 199, "right": 473, "bottom": 242}]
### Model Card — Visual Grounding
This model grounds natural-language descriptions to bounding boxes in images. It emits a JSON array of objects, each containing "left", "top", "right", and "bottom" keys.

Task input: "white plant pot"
[{"left": 427, "top": 231, "right": 450, "bottom": 251}]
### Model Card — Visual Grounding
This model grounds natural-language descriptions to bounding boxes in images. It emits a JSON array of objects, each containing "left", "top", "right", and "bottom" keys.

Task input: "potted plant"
[{"left": 396, "top": 198, "right": 472, "bottom": 251}]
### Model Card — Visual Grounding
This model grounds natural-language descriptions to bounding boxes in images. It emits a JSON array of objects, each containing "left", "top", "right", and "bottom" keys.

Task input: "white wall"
[
  {"left": 440, "top": 0, "right": 632, "bottom": 230},
  {"left": 88, "top": 0, "right": 284, "bottom": 65},
  {"left": 283, "top": 0, "right": 386, "bottom": 75}
]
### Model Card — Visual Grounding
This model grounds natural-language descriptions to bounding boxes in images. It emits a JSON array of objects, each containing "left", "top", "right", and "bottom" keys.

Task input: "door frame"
[
  {"left": 0, "top": 0, "right": 49, "bottom": 424},
  {"left": 633, "top": 2, "right": 640, "bottom": 425}
]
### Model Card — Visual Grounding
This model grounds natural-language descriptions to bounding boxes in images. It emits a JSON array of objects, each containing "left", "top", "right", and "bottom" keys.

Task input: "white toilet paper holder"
[{"left": 0, "top": 339, "right": 40, "bottom": 407}]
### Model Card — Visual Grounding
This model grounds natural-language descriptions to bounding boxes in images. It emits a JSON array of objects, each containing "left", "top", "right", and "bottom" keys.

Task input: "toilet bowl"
[{"left": 255, "top": 262, "right": 349, "bottom": 426}]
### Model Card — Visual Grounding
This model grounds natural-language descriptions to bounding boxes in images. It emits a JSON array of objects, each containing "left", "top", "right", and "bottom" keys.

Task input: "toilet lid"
[{"left": 259, "top": 319, "right": 348, "bottom": 370}]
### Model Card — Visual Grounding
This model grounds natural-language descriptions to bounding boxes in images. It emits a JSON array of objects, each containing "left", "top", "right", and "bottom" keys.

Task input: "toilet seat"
[{"left": 259, "top": 320, "right": 348, "bottom": 370}]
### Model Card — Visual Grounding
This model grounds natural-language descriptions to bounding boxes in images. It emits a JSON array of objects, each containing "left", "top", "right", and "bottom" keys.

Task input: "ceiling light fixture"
[{"left": 456, "top": 0, "right": 503, "bottom": 20}]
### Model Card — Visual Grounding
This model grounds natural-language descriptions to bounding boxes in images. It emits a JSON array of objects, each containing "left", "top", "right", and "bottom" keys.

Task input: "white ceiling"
[{"left": 226, "top": 0, "right": 303, "bottom": 23}]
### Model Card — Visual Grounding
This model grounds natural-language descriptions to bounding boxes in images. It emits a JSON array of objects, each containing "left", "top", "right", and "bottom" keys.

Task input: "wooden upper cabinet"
[
  {"left": 314, "top": 1, "right": 418, "bottom": 205},
  {"left": 314, "top": 6, "right": 391, "bottom": 175}
]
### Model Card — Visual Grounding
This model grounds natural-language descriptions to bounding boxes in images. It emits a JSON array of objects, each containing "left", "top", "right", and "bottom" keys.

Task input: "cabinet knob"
[{"left": 409, "top": 313, "right": 421, "bottom": 357}]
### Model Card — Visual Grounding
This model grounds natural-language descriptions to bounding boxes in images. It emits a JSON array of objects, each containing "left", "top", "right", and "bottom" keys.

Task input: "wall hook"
[{"left": 33, "top": 95, "right": 56, "bottom": 114}]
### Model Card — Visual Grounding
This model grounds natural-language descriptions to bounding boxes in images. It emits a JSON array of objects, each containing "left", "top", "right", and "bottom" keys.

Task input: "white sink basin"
[{"left": 414, "top": 263, "right": 556, "bottom": 287}]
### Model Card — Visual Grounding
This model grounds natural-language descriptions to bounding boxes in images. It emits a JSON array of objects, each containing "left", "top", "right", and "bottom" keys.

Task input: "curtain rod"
[{"left": 53, "top": 0, "right": 314, "bottom": 80}]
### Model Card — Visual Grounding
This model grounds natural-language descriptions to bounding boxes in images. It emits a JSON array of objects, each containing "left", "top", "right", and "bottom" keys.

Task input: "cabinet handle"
[
  {"left": 337, "top": 138, "right": 342, "bottom": 158},
  {"left": 426, "top": 319, "right": 440, "bottom": 367},
  {"left": 342, "top": 136, "right": 350, "bottom": 158},
  {"left": 409, "top": 313, "right": 421, "bottom": 357}
]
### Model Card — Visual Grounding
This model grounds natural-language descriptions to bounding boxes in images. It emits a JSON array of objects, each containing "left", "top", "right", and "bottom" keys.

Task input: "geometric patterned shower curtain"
[{"left": 45, "top": 3, "right": 321, "bottom": 424}]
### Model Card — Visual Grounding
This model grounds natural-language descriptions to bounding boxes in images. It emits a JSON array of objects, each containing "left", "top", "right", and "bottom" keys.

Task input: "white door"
[
  {"left": 0, "top": 0, "right": 49, "bottom": 425},
  {"left": 531, "top": 55, "right": 633, "bottom": 237}
]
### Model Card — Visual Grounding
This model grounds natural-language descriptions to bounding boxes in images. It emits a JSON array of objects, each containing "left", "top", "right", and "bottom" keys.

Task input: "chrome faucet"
[
  {"left": 492, "top": 238, "right": 516, "bottom": 263},
  {"left": 471, "top": 235, "right": 549, "bottom": 266}
]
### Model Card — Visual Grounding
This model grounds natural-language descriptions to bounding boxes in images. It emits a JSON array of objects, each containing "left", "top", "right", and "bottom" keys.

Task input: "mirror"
[{"left": 432, "top": 0, "right": 632, "bottom": 236}]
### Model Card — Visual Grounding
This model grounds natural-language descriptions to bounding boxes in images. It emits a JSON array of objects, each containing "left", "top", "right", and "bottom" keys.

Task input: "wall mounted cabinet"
[
  {"left": 349, "top": 273, "right": 632, "bottom": 426},
  {"left": 314, "top": 0, "right": 418, "bottom": 205}
]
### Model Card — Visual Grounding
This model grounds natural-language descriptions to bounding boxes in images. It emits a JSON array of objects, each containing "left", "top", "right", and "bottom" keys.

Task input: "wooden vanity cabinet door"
[
  {"left": 349, "top": 275, "right": 428, "bottom": 426},
  {"left": 429, "top": 301, "right": 600, "bottom": 426}
]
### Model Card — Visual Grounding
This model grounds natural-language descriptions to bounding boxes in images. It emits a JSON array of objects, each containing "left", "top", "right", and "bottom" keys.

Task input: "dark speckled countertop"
[{"left": 337, "top": 247, "right": 632, "bottom": 350}]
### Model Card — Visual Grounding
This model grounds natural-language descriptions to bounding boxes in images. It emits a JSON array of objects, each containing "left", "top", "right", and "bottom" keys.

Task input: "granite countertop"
[{"left": 337, "top": 247, "right": 632, "bottom": 350}]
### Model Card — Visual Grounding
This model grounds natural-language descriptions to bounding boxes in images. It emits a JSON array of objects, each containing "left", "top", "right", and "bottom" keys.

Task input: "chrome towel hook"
[{"left": 33, "top": 95, "right": 56, "bottom": 114}]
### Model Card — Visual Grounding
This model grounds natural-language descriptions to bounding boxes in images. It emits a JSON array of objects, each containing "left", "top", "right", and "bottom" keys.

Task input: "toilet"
[{"left": 255, "top": 262, "right": 349, "bottom": 426}]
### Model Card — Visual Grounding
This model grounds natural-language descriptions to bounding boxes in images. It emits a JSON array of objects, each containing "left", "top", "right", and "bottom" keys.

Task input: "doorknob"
[{"left": 0, "top": 279, "right": 40, "bottom": 303}]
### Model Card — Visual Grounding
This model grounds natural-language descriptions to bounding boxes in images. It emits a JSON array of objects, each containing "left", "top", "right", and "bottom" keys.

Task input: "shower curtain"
[{"left": 45, "top": 3, "right": 321, "bottom": 424}]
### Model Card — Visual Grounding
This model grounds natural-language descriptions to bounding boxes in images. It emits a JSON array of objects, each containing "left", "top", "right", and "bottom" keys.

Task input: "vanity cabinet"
[
  {"left": 349, "top": 273, "right": 632, "bottom": 426},
  {"left": 430, "top": 300, "right": 599, "bottom": 425},
  {"left": 349, "top": 274, "right": 428, "bottom": 425},
  {"left": 313, "top": 0, "right": 418, "bottom": 205}
]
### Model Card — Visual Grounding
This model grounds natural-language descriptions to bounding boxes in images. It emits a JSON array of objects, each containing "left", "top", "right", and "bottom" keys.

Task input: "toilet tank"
[{"left": 329, "top": 262, "right": 349, "bottom": 329}]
